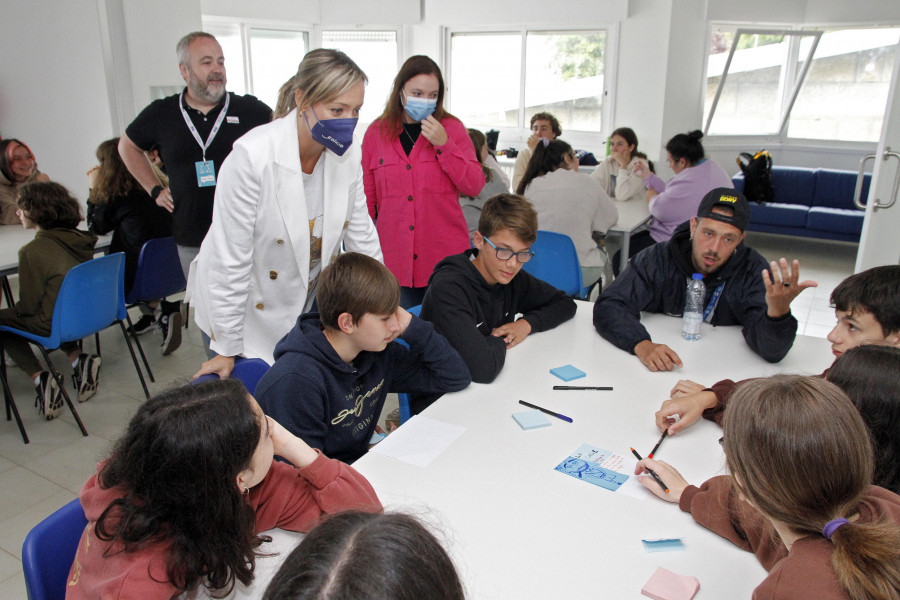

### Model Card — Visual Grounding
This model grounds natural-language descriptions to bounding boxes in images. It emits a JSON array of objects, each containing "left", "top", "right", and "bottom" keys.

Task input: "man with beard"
[
  {"left": 593, "top": 188, "right": 815, "bottom": 371},
  {"left": 118, "top": 32, "right": 270, "bottom": 354}
]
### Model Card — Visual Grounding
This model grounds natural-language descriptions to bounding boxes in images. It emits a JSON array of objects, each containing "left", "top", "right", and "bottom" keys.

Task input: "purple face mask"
[{"left": 304, "top": 108, "right": 358, "bottom": 156}]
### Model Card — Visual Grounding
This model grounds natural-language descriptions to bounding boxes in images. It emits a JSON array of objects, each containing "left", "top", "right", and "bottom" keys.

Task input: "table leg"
[
  {"left": 619, "top": 232, "right": 631, "bottom": 274},
  {"left": 1, "top": 276, "right": 13, "bottom": 308}
]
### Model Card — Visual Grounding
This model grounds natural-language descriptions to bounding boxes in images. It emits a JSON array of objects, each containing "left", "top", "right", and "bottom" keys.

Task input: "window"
[
  {"left": 204, "top": 21, "right": 309, "bottom": 110},
  {"left": 449, "top": 30, "right": 607, "bottom": 134},
  {"left": 321, "top": 30, "right": 398, "bottom": 127},
  {"left": 704, "top": 26, "right": 900, "bottom": 142}
]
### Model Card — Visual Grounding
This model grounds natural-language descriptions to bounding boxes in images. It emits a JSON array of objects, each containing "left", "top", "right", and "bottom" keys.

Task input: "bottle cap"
[{"left": 692, "top": 273, "right": 703, "bottom": 280}]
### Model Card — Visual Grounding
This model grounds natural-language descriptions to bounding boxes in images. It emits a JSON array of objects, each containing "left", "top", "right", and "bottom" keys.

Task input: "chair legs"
[
  {"left": 124, "top": 314, "right": 156, "bottom": 384},
  {"left": 0, "top": 347, "right": 29, "bottom": 444},
  {"left": 35, "top": 347, "right": 88, "bottom": 437},
  {"left": 116, "top": 321, "right": 151, "bottom": 399}
]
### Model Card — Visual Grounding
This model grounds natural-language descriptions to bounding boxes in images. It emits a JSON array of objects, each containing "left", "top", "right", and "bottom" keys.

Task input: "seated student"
[
  {"left": 66, "top": 379, "right": 381, "bottom": 600},
  {"left": 517, "top": 138, "right": 617, "bottom": 290},
  {"left": 511, "top": 111, "right": 561, "bottom": 192},
  {"left": 263, "top": 511, "right": 465, "bottom": 600},
  {"left": 460, "top": 128, "right": 510, "bottom": 244},
  {"left": 827, "top": 345, "right": 900, "bottom": 495},
  {"left": 655, "top": 265, "right": 900, "bottom": 433},
  {"left": 0, "top": 182, "right": 100, "bottom": 418},
  {"left": 594, "top": 188, "right": 815, "bottom": 371},
  {"left": 421, "top": 193, "right": 577, "bottom": 385},
  {"left": 255, "top": 252, "right": 470, "bottom": 464},
  {"left": 635, "top": 375, "right": 900, "bottom": 600}
]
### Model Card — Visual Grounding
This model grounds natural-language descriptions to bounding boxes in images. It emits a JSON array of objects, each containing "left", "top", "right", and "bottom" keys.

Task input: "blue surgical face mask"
[
  {"left": 304, "top": 108, "right": 357, "bottom": 156},
  {"left": 402, "top": 91, "right": 437, "bottom": 122}
]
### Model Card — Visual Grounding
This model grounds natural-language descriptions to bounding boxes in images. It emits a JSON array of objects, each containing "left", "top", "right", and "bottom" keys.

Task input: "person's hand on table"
[
  {"left": 491, "top": 319, "right": 532, "bottom": 349},
  {"left": 193, "top": 354, "right": 235, "bottom": 380},
  {"left": 421, "top": 115, "right": 448, "bottom": 147},
  {"left": 634, "top": 458, "right": 690, "bottom": 503},
  {"left": 670, "top": 379, "right": 705, "bottom": 397},
  {"left": 763, "top": 258, "right": 817, "bottom": 318},
  {"left": 655, "top": 390, "right": 718, "bottom": 435},
  {"left": 634, "top": 340, "right": 682, "bottom": 372}
]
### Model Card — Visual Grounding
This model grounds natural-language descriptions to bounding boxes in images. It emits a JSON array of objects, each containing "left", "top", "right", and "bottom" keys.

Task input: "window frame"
[
  {"left": 443, "top": 24, "right": 618, "bottom": 143},
  {"left": 703, "top": 23, "right": 899, "bottom": 145}
]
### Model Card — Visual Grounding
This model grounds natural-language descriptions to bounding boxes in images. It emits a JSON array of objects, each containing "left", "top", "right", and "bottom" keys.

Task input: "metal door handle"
[
  {"left": 854, "top": 154, "right": 876, "bottom": 209},
  {"left": 873, "top": 148, "right": 900, "bottom": 210}
]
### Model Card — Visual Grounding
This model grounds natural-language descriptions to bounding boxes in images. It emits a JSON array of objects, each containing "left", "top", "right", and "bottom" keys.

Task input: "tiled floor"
[{"left": 0, "top": 233, "right": 858, "bottom": 597}]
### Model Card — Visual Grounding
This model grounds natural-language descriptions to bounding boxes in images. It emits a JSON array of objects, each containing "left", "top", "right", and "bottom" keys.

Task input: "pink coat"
[{"left": 362, "top": 116, "right": 484, "bottom": 287}]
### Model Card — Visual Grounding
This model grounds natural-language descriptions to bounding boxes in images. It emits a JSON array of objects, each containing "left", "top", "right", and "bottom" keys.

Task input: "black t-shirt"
[{"left": 125, "top": 90, "right": 271, "bottom": 246}]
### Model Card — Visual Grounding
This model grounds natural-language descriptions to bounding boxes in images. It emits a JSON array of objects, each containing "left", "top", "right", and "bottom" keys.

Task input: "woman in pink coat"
[{"left": 362, "top": 55, "right": 484, "bottom": 307}]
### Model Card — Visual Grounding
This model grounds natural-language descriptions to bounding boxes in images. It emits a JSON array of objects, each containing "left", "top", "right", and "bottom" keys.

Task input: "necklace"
[{"left": 402, "top": 123, "right": 419, "bottom": 146}]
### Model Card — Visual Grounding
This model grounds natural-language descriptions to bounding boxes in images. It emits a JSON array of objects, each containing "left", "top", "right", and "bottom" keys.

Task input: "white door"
[{"left": 856, "top": 40, "right": 900, "bottom": 272}]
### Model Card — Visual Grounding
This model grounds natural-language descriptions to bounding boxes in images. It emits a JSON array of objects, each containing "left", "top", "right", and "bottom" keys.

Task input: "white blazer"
[{"left": 192, "top": 109, "right": 382, "bottom": 363}]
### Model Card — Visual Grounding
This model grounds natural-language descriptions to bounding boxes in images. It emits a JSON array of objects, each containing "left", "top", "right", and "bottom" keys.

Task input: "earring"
[{"left": 242, "top": 486, "right": 250, "bottom": 496}]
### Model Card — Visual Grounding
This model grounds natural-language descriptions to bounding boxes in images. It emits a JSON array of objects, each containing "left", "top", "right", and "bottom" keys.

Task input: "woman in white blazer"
[{"left": 192, "top": 49, "right": 381, "bottom": 376}]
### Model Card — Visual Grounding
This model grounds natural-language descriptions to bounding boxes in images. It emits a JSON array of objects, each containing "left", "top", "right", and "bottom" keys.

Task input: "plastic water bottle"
[{"left": 682, "top": 273, "right": 705, "bottom": 341}]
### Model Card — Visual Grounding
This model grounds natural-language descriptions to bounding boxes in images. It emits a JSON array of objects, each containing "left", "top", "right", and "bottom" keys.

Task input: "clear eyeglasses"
[{"left": 482, "top": 236, "right": 535, "bottom": 263}]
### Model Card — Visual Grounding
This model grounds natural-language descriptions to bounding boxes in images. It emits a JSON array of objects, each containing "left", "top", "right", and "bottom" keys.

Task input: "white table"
[
  {"left": 353, "top": 302, "right": 832, "bottom": 599},
  {"left": 608, "top": 198, "right": 651, "bottom": 273}
]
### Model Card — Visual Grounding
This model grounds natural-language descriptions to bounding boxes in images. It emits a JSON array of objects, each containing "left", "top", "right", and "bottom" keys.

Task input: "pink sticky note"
[{"left": 641, "top": 566, "right": 700, "bottom": 600}]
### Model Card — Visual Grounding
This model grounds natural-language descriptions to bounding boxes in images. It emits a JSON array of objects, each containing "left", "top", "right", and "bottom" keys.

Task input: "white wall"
[{"left": 0, "top": 0, "right": 114, "bottom": 200}]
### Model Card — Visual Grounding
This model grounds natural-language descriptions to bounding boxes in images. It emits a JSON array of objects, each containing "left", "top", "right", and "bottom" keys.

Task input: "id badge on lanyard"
[{"left": 179, "top": 91, "right": 230, "bottom": 188}]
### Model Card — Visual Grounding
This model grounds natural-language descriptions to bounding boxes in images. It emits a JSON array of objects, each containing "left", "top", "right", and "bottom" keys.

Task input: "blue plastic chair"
[
  {"left": 395, "top": 304, "right": 422, "bottom": 425},
  {"left": 22, "top": 498, "right": 88, "bottom": 600},
  {"left": 521, "top": 230, "right": 589, "bottom": 299},
  {"left": 193, "top": 357, "right": 271, "bottom": 395},
  {"left": 0, "top": 253, "right": 152, "bottom": 438},
  {"left": 123, "top": 237, "right": 188, "bottom": 381}
]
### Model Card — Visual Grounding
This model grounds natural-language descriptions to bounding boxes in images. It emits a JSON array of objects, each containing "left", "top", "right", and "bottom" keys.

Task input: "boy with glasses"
[{"left": 421, "top": 194, "right": 576, "bottom": 392}]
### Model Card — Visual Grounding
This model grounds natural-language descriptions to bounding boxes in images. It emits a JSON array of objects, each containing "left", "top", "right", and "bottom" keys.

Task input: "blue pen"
[{"left": 518, "top": 400, "right": 573, "bottom": 423}]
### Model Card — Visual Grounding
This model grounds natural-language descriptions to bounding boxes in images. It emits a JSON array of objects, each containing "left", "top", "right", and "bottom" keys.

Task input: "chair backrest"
[
  {"left": 22, "top": 498, "right": 88, "bottom": 600},
  {"left": 125, "top": 237, "right": 187, "bottom": 305},
  {"left": 51, "top": 253, "right": 128, "bottom": 346},
  {"left": 193, "top": 357, "right": 271, "bottom": 395},
  {"left": 521, "top": 230, "right": 584, "bottom": 297}
]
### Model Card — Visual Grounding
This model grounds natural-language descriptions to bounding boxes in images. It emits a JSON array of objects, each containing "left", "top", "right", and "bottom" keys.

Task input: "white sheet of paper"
[{"left": 369, "top": 415, "right": 467, "bottom": 467}]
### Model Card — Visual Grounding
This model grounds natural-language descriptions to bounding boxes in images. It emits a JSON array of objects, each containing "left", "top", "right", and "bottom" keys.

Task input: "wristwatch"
[{"left": 150, "top": 185, "right": 164, "bottom": 200}]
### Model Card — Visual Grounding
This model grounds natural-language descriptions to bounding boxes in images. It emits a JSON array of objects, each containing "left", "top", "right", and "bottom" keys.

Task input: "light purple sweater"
[{"left": 644, "top": 158, "right": 733, "bottom": 242}]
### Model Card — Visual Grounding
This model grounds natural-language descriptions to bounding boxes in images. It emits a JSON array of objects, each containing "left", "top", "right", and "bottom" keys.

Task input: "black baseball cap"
[{"left": 697, "top": 188, "right": 750, "bottom": 232}]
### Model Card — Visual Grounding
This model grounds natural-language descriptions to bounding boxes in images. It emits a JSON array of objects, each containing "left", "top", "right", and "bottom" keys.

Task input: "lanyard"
[
  {"left": 178, "top": 91, "right": 230, "bottom": 161},
  {"left": 703, "top": 281, "right": 726, "bottom": 323}
]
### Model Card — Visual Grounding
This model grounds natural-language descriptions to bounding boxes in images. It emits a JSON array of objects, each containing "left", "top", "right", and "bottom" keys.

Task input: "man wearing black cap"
[{"left": 593, "top": 188, "right": 816, "bottom": 371}]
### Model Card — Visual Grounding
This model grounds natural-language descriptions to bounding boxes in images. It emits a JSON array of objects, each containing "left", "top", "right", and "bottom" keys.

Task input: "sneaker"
[
  {"left": 159, "top": 310, "right": 183, "bottom": 356},
  {"left": 127, "top": 314, "right": 157, "bottom": 336},
  {"left": 72, "top": 353, "right": 101, "bottom": 403},
  {"left": 35, "top": 371, "right": 63, "bottom": 420}
]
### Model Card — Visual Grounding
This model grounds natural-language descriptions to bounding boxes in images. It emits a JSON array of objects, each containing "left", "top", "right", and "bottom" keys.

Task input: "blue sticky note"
[
  {"left": 641, "top": 538, "right": 686, "bottom": 552},
  {"left": 512, "top": 410, "right": 551, "bottom": 430},
  {"left": 550, "top": 364, "right": 586, "bottom": 382},
  {"left": 554, "top": 457, "right": 628, "bottom": 491}
]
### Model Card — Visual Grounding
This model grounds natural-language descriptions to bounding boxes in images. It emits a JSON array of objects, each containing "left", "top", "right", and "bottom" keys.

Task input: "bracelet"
[{"left": 150, "top": 185, "right": 164, "bottom": 200}]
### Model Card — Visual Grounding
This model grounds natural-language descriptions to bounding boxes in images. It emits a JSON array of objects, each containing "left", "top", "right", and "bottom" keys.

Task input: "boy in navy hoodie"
[{"left": 255, "top": 253, "right": 471, "bottom": 464}]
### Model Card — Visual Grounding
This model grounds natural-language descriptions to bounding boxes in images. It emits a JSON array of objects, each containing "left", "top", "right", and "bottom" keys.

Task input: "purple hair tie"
[{"left": 822, "top": 518, "right": 849, "bottom": 541}]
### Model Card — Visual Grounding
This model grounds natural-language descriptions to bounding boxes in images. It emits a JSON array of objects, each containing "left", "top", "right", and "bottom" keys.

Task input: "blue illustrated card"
[
  {"left": 554, "top": 457, "right": 628, "bottom": 491},
  {"left": 550, "top": 364, "right": 586, "bottom": 382}
]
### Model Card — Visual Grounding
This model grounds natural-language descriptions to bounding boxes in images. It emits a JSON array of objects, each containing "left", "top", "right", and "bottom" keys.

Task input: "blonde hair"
[
  {"left": 272, "top": 49, "right": 367, "bottom": 119},
  {"left": 725, "top": 375, "right": 900, "bottom": 600}
]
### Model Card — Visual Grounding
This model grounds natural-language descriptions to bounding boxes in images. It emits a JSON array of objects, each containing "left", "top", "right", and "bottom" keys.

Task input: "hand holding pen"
[{"left": 632, "top": 456, "right": 691, "bottom": 503}]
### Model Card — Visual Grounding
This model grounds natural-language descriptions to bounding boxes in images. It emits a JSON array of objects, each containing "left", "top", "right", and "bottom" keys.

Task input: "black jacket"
[
  {"left": 593, "top": 222, "right": 796, "bottom": 363},
  {"left": 421, "top": 249, "right": 577, "bottom": 383}
]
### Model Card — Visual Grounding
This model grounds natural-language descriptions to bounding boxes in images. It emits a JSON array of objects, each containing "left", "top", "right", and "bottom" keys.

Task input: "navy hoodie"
[{"left": 256, "top": 313, "right": 471, "bottom": 464}]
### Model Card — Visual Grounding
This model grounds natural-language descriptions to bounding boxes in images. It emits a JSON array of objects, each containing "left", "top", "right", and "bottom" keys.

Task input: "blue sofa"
[{"left": 732, "top": 166, "right": 870, "bottom": 242}]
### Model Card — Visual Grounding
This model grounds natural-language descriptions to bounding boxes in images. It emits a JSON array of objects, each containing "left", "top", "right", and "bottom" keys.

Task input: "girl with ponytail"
[{"left": 635, "top": 374, "right": 900, "bottom": 600}]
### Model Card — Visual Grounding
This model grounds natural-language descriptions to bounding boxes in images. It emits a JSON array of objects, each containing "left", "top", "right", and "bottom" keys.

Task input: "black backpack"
[{"left": 737, "top": 150, "right": 774, "bottom": 204}]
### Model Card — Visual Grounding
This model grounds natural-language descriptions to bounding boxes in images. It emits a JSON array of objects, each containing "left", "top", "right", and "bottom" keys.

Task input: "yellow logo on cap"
[{"left": 719, "top": 195, "right": 738, "bottom": 204}]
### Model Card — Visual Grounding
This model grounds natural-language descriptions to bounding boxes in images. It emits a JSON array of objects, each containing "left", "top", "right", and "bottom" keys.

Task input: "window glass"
[
  {"left": 247, "top": 29, "right": 308, "bottom": 109},
  {"left": 203, "top": 23, "right": 246, "bottom": 96},
  {"left": 322, "top": 30, "right": 398, "bottom": 128},
  {"left": 524, "top": 32, "right": 605, "bottom": 132},
  {"left": 788, "top": 28, "right": 900, "bottom": 141},
  {"left": 450, "top": 33, "right": 522, "bottom": 129}
]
